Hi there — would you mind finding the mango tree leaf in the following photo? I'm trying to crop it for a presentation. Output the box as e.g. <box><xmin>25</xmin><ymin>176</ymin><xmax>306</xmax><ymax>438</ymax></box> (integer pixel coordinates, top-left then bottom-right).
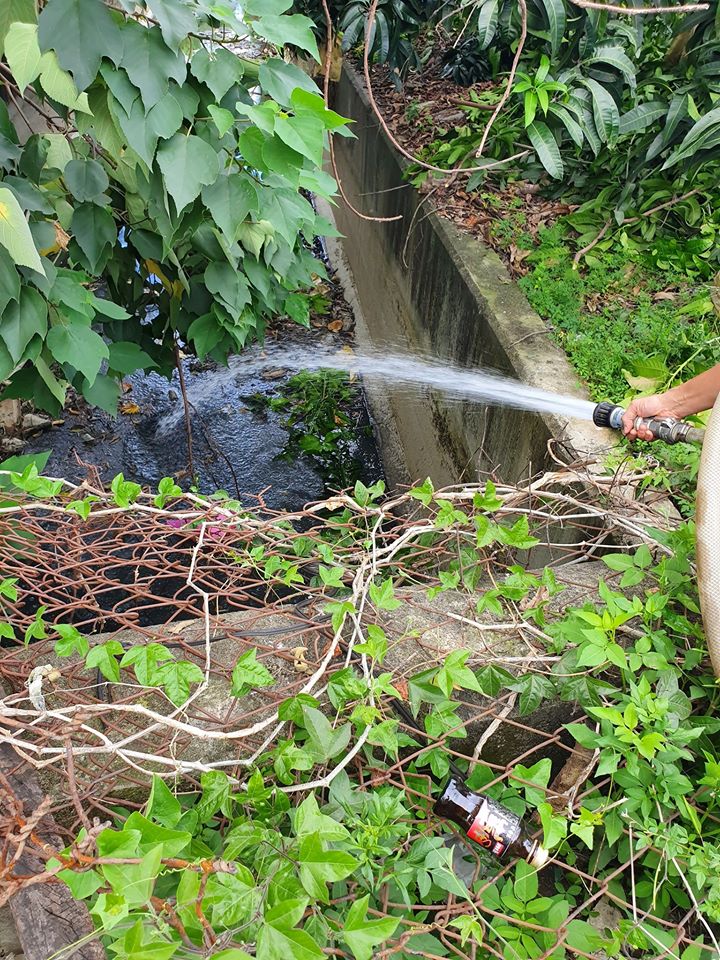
<box><xmin>64</xmin><ymin>158</ymin><xmax>109</xmax><ymax>203</ymax></box>
<box><xmin>527</xmin><ymin>121</ymin><xmax>563</xmax><ymax>179</ymax></box>
<box><xmin>547</xmin><ymin>103</ymin><xmax>584</xmax><ymax>147</ymax></box>
<box><xmin>583</xmin><ymin>77</ymin><xmax>620</xmax><ymax>146</ymax></box>
<box><xmin>38</xmin><ymin>0</ymin><xmax>123</xmax><ymax>91</ymax></box>
<box><xmin>157</xmin><ymin>133</ymin><xmax>219</xmax><ymax>213</ymax></box>
<box><xmin>477</xmin><ymin>0</ymin><xmax>500</xmax><ymax>49</ymax></box>
<box><xmin>343</xmin><ymin>895</ymin><xmax>399</xmax><ymax>960</ymax></box>
<box><xmin>5</xmin><ymin>22</ymin><xmax>42</xmax><ymax>93</ymax></box>
<box><xmin>1</xmin><ymin>287</ymin><xmax>47</xmax><ymax>364</ymax></box>
<box><xmin>253</xmin><ymin>14</ymin><xmax>320</xmax><ymax>60</ymax></box>
<box><xmin>618</xmin><ymin>100</ymin><xmax>666</xmax><ymax>135</ymax></box>
<box><xmin>0</xmin><ymin>0</ymin><xmax>36</xmax><ymax>59</ymax></box>
<box><xmin>663</xmin><ymin>106</ymin><xmax>720</xmax><ymax>169</ymax></box>
<box><xmin>0</xmin><ymin>187</ymin><xmax>44</xmax><ymax>274</ymax></box>
<box><xmin>587</xmin><ymin>44</ymin><xmax>636</xmax><ymax>91</ymax></box>
<box><xmin>537</xmin><ymin>0</ymin><xmax>566</xmax><ymax>58</ymax></box>
<box><xmin>47</xmin><ymin>315</ymin><xmax>108</xmax><ymax>385</ymax></box>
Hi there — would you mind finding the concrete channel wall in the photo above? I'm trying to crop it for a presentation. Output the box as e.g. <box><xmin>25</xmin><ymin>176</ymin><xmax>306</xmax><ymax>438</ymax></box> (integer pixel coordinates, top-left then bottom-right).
<box><xmin>326</xmin><ymin>65</ymin><xmax>610</xmax><ymax>489</ymax></box>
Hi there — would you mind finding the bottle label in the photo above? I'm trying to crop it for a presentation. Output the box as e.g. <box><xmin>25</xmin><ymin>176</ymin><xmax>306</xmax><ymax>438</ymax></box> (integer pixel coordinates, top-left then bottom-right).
<box><xmin>467</xmin><ymin>798</ymin><xmax>521</xmax><ymax>858</ymax></box>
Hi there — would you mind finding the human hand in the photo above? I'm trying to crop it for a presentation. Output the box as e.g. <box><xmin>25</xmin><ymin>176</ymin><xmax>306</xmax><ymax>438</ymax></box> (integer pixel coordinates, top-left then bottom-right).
<box><xmin>622</xmin><ymin>394</ymin><xmax>680</xmax><ymax>441</ymax></box>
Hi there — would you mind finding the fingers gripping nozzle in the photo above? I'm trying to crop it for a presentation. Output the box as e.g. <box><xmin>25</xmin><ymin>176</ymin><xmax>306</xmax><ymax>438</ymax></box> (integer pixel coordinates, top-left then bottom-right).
<box><xmin>591</xmin><ymin>402</ymin><xmax>705</xmax><ymax>445</ymax></box>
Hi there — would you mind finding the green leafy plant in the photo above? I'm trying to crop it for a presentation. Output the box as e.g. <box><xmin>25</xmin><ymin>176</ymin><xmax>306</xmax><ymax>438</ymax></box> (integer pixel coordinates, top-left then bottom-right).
<box><xmin>0</xmin><ymin>0</ymin><xmax>348</xmax><ymax>416</ymax></box>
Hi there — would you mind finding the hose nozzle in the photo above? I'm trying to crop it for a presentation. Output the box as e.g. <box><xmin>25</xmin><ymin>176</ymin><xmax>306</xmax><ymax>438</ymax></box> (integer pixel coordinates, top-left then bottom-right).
<box><xmin>592</xmin><ymin>402</ymin><xmax>705</xmax><ymax>445</ymax></box>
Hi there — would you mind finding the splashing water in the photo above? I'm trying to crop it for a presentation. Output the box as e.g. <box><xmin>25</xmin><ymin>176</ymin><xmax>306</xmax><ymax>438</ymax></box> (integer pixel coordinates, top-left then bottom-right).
<box><xmin>281</xmin><ymin>346</ymin><xmax>596</xmax><ymax>421</ymax></box>
<box><xmin>156</xmin><ymin>343</ymin><xmax>596</xmax><ymax>436</ymax></box>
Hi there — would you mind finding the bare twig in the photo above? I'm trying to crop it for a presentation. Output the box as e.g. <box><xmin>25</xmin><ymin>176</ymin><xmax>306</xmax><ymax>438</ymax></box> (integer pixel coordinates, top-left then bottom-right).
<box><xmin>174</xmin><ymin>341</ymin><xmax>195</xmax><ymax>480</ymax></box>
<box><xmin>573</xmin><ymin>188</ymin><xmax>703</xmax><ymax>265</ymax></box>
<box><xmin>568</xmin><ymin>0</ymin><xmax>708</xmax><ymax>12</ymax></box>
<box><xmin>320</xmin><ymin>0</ymin><xmax>402</xmax><ymax>223</ymax></box>
<box><xmin>475</xmin><ymin>0</ymin><xmax>528</xmax><ymax>159</ymax></box>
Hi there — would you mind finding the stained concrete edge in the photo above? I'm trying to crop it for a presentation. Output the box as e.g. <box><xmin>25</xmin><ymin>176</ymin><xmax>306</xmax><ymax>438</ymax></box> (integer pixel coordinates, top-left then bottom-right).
<box><xmin>323</xmin><ymin>63</ymin><xmax>614</xmax><ymax>488</ymax></box>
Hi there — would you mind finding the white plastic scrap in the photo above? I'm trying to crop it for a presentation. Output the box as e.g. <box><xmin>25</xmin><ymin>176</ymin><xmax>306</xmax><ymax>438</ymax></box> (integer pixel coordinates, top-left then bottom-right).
<box><xmin>26</xmin><ymin>664</ymin><xmax>61</xmax><ymax>711</ymax></box>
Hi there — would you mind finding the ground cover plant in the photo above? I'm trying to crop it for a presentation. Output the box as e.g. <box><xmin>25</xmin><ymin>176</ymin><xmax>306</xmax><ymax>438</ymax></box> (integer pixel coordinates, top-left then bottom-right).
<box><xmin>0</xmin><ymin>0</ymin><xmax>346</xmax><ymax>415</ymax></box>
<box><xmin>1</xmin><ymin>464</ymin><xmax>719</xmax><ymax>957</ymax></box>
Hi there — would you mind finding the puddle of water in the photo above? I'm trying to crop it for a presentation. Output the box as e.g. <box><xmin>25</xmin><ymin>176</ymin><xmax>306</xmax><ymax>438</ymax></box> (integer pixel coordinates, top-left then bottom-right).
<box><xmin>23</xmin><ymin>331</ymin><xmax>383</xmax><ymax>511</ymax></box>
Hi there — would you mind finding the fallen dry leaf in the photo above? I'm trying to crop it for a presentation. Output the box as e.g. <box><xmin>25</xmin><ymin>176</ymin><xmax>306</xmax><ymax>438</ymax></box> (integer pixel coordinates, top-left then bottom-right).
<box><xmin>119</xmin><ymin>401</ymin><xmax>141</xmax><ymax>415</ymax></box>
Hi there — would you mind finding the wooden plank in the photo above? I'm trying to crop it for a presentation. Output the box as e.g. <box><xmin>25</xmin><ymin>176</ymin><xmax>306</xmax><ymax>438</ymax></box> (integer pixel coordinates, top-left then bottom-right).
<box><xmin>0</xmin><ymin>744</ymin><xmax>106</xmax><ymax>960</ymax></box>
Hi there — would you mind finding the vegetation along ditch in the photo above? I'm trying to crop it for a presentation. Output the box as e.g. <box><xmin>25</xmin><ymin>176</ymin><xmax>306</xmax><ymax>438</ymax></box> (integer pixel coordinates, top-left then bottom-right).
<box><xmin>0</xmin><ymin>0</ymin><xmax>720</xmax><ymax>959</ymax></box>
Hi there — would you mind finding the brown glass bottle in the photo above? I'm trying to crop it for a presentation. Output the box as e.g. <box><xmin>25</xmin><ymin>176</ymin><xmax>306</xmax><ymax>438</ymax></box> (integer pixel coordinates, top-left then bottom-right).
<box><xmin>434</xmin><ymin>777</ymin><xmax>549</xmax><ymax>868</ymax></box>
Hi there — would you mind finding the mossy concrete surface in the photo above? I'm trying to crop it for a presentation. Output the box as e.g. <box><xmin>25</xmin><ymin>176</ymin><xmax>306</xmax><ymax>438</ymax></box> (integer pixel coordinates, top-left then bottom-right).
<box><xmin>325</xmin><ymin>64</ymin><xmax>611</xmax><ymax>490</ymax></box>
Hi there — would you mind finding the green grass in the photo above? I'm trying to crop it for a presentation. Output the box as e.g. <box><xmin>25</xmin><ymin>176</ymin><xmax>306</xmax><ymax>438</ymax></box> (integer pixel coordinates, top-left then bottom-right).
<box><xmin>516</xmin><ymin>224</ymin><xmax>720</xmax><ymax>403</ymax></box>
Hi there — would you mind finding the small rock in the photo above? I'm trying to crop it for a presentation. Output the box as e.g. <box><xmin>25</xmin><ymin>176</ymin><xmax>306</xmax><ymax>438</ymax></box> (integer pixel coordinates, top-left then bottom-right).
<box><xmin>0</xmin><ymin>437</ymin><xmax>25</xmax><ymax>454</ymax></box>
<box><xmin>81</xmin><ymin>433</ymin><xmax>95</xmax><ymax>444</ymax></box>
<box><xmin>168</xmin><ymin>389</ymin><xmax>179</xmax><ymax>402</ymax></box>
